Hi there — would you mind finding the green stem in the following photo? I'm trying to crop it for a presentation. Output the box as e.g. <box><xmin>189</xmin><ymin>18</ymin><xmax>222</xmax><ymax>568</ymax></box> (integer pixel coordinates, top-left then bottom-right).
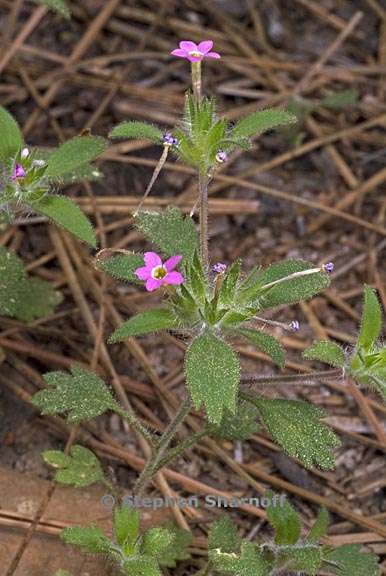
<box><xmin>133</xmin><ymin>398</ymin><xmax>192</xmax><ymax>497</ymax></box>
<box><xmin>241</xmin><ymin>368</ymin><xmax>343</xmax><ymax>386</ymax></box>
<box><xmin>191</xmin><ymin>61</ymin><xmax>202</xmax><ymax>103</ymax></box>
<box><xmin>199</xmin><ymin>172</ymin><xmax>209</xmax><ymax>270</ymax></box>
<box><xmin>153</xmin><ymin>428</ymin><xmax>209</xmax><ymax>473</ymax></box>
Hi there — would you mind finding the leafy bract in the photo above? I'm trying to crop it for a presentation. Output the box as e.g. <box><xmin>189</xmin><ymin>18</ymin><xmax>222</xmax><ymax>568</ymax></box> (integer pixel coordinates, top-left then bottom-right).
<box><xmin>109</xmin><ymin>309</ymin><xmax>178</xmax><ymax>343</ymax></box>
<box><xmin>357</xmin><ymin>286</ymin><xmax>382</xmax><ymax>351</ymax></box>
<box><xmin>61</xmin><ymin>525</ymin><xmax>112</xmax><ymax>554</ymax></box>
<box><xmin>231</xmin><ymin>108</ymin><xmax>297</xmax><ymax>139</ymax></box>
<box><xmin>96</xmin><ymin>252</ymin><xmax>144</xmax><ymax>282</ymax></box>
<box><xmin>303</xmin><ymin>341</ymin><xmax>345</xmax><ymax>368</ymax></box>
<box><xmin>252</xmin><ymin>397</ymin><xmax>340</xmax><ymax>469</ymax></box>
<box><xmin>110</xmin><ymin>121</ymin><xmax>162</xmax><ymax>143</ymax></box>
<box><xmin>185</xmin><ymin>331</ymin><xmax>240</xmax><ymax>424</ymax></box>
<box><xmin>32</xmin><ymin>365</ymin><xmax>118</xmax><ymax>422</ymax></box>
<box><xmin>44</xmin><ymin>136</ymin><xmax>107</xmax><ymax>179</ymax></box>
<box><xmin>237</xmin><ymin>328</ymin><xmax>285</xmax><ymax>368</ymax></box>
<box><xmin>43</xmin><ymin>445</ymin><xmax>104</xmax><ymax>487</ymax></box>
<box><xmin>33</xmin><ymin>195</ymin><xmax>97</xmax><ymax>247</ymax></box>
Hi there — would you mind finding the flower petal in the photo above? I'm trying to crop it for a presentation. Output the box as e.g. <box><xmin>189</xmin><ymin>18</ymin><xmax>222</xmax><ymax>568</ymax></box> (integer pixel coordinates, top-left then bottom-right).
<box><xmin>164</xmin><ymin>255</ymin><xmax>182</xmax><ymax>272</ymax></box>
<box><xmin>198</xmin><ymin>40</ymin><xmax>213</xmax><ymax>54</ymax></box>
<box><xmin>179</xmin><ymin>40</ymin><xmax>198</xmax><ymax>52</ymax></box>
<box><xmin>170</xmin><ymin>48</ymin><xmax>189</xmax><ymax>58</ymax></box>
<box><xmin>164</xmin><ymin>271</ymin><xmax>184</xmax><ymax>286</ymax></box>
<box><xmin>146</xmin><ymin>277</ymin><xmax>162</xmax><ymax>292</ymax></box>
<box><xmin>186</xmin><ymin>55</ymin><xmax>202</xmax><ymax>62</ymax></box>
<box><xmin>144</xmin><ymin>251</ymin><xmax>162</xmax><ymax>268</ymax></box>
<box><xmin>206</xmin><ymin>51</ymin><xmax>221</xmax><ymax>59</ymax></box>
<box><xmin>135</xmin><ymin>266</ymin><xmax>151</xmax><ymax>280</ymax></box>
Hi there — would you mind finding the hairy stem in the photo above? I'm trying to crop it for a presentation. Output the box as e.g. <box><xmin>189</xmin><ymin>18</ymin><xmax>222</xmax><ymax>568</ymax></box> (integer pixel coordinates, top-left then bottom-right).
<box><xmin>199</xmin><ymin>172</ymin><xmax>209</xmax><ymax>270</ymax></box>
<box><xmin>133</xmin><ymin>398</ymin><xmax>192</xmax><ymax>496</ymax></box>
<box><xmin>153</xmin><ymin>428</ymin><xmax>210</xmax><ymax>473</ymax></box>
<box><xmin>191</xmin><ymin>61</ymin><xmax>202</xmax><ymax>103</ymax></box>
<box><xmin>115</xmin><ymin>407</ymin><xmax>156</xmax><ymax>451</ymax></box>
<box><xmin>241</xmin><ymin>368</ymin><xmax>343</xmax><ymax>386</ymax></box>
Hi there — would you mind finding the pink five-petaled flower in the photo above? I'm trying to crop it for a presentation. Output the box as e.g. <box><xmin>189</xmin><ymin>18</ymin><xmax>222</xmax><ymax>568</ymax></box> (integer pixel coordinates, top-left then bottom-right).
<box><xmin>135</xmin><ymin>252</ymin><xmax>184</xmax><ymax>292</ymax></box>
<box><xmin>12</xmin><ymin>163</ymin><xmax>26</xmax><ymax>181</ymax></box>
<box><xmin>171</xmin><ymin>40</ymin><xmax>221</xmax><ymax>63</ymax></box>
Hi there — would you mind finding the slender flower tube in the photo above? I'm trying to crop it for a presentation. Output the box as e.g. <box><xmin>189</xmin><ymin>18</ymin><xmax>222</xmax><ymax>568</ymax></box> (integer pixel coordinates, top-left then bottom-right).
<box><xmin>135</xmin><ymin>252</ymin><xmax>184</xmax><ymax>292</ymax></box>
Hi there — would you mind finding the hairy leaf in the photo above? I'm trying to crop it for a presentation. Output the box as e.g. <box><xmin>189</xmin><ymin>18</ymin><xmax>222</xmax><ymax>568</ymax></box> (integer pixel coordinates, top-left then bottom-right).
<box><xmin>231</xmin><ymin>108</ymin><xmax>296</xmax><ymax>139</ymax></box>
<box><xmin>109</xmin><ymin>308</ymin><xmax>178</xmax><ymax>343</ymax></box>
<box><xmin>357</xmin><ymin>286</ymin><xmax>382</xmax><ymax>351</ymax></box>
<box><xmin>31</xmin><ymin>0</ymin><xmax>71</xmax><ymax>18</ymax></box>
<box><xmin>61</xmin><ymin>525</ymin><xmax>112</xmax><ymax>554</ymax></box>
<box><xmin>114</xmin><ymin>506</ymin><xmax>140</xmax><ymax>551</ymax></box>
<box><xmin>322</xmin><ymin>544</ymin><xmax>379</xmax><ymax>576</ymax></box>
<box><xmin>141</xmin><ymin>527</ymin><xmax>174</xmax><ymax>559</ymax></box>
<box><xmin>211</xmin><ymin>400</ymin><xmax>259</xmax><ymax>441</ymax></box>
<box><xmin>186</xmin><ymin>332</ymin><xmax>240</xmax><ymax>424</ymax></box>
<box><xmin>45</xmin><ymin>136</ymin><xmax>107</xmax><ymax>179</ymax></box>
<box><xmin>158</xmin><ymin>523</ymin><xmax>192</xmax><ymax>568</ymax></box>
<box><xmin>208</xmin><ymin>516</ymin><xmax>241</xmax><ymax>554</ymax></box>
<box><xmin>266</xmin><ymin>491</ymin><xmax>301</xmax><ymax>545</ymax></box>
<box><xmin>306</xmin><ymin>508</ymin><xmax>329</xmax><ymax>543</ymax></box>
<box><xmin>33</xmin><ymin>195</ymin><xmax>97</xmax><ymax>247</ymax></box>
<box><xmin>237</xmin><ymin>328</ymin><xmax>285</xmax><ymax>368</ymax></box>
<box><xmin>33</xmin><ymin>365</ymin><xmax>118</xmax><ymax>422</ymax></box>
<box><xmin>43</xmin><ymin>445</ymin><xmax>104</xmax><ymax>487</ymax></box>
<box><xmin>252</xmin><ymin>397</ymin><xmax>339</xmax><ymax>469</ymax></box>
<box><xmin>281</xmin><ymin>546</ymin><xmax>323</xmax><ymax>575</ymax></box>
<box><xmin>0</xmin><ymin>106</ymin><xmax>22</xmax><ymax>162</ymax></box>
<box><xmin>211</xmin><ymin>541</ymin><xmax>272</xmax><ymax>576</ymax></box>
<box><xmin>135</xmin><ymin>207</ymin><xmax>198</xmax><ymax>264</ymax></box>
<box><xmin>96</xmin><ymin>252</ymin><xmax>144</xmax><ymax>282</ymax></box>
<box><xmin>303</xmin><ymin>341</ymin><xmax>345</xmax><ymax>368</ymax></box>
<box><xmin>122</xmin><ymin>555</ymin><xmax>162</xmax><ymax>576</ymax></box>
<box><xmin>110</xmin><ymin>121</ymin><xmax>162</xmax><ymax>143</ymax></box>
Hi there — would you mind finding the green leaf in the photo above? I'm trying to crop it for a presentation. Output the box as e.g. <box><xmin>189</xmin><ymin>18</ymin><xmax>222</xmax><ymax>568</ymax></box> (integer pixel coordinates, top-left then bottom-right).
<box><xmin>266</xmin><ymin>491</ymin><xmax>301</xmax><ymax>545</ymax></box>
<box><xmin>61</xmin><ymin>525</ymin><xmax>112</xmax><ymax>554</ymax></box>
<box><xmin>218</xmin><ymin>260</ymin><xmax>241</xmax><ymax>306</ymax></box>
<box><xmin>108</xmin><ymin>308</ymin><xmax>178</xmax><ymax>343</ymax></box>
<box><xmin>357</xmin><ymin>286</ymin><xmax>382</xmax><ymax>351</ymax></box>
<box><xmin>32</xmin><ymin>365</ymin><xmax>118</xmax><ymax>423</ymax></box>
<box><xmin>231</xmin><ymin>108</ymin><xmax>297</xmax><ymax>139</ymax></box>
<box><xmin>239</xmin><ymin>260</ymin><xmax>330</xmax><ymax>310</ymax></box>
<box><xmin>32</xmin><ymin>195</ymin><xmax>97</xmax><ymax>247</ymax></box>
<box><xmin>281</xmin><ymin>546</ymin><xmax>323</xmax><ymax>575</ymax></box>
<box><xmin>135</xmin><ymin>207</ymin><xmax>198</xmax><ymax>264</ymax></box>
<box><xmin>45</xmin><ymin>136</ymin><xmax>107</xmax><ymax>179</ymax></box>
<box><xmin>60</xmin><ymin>163</ymin><xmax>103</xmax><ymax>184</ymax></box>
<box><xmin>208</xmin><ymin>516</ymin><xmax>241</xmax><ymax>554</ymax></box>
<box><xmin>211</xmin><ymin>400</ymin><xmax>259</xmax><ymax>441</ymax></box>
<box><xmin>157</xmin><ymin>523</ymin><xmax>192</xmax><ymax>568</ymax></box>
<box><xmin>306</xmin><ymin>508</ymin><xmax>329</xmax><ymax>543</ymax></box>
<box><xmin>211</xmin><ymin>541</ymin><xmax>272</xmax><ymax>576</ymax></box>
<box><xmin>0</xmin><ymin>246</ymin><xmax>61</xmax><ymax>321</ymax></box>
<box><xmin>322</xmin><ymin>544</ymin><xmax>379</xmax><ymax>576</ymax></box>
<box><xmin>252</xmin><ymin>397</ymin><xmax>339</xmax><ymax>469</ymax></box>
<box><xmin>30</xmin><ymin>0</ymin><xmax>71</xmax><ymax>18</ymax></box>
<box><xmin>237</xmin><ymin>328</ymin><xmax>285</xmax><ymax>368</ymax></box>
<box><xmin>43</xmin><ymin>445</ymin><xmax>104</xmax><ymax>487</ymax></box>
<box><xmin>185</xmin><ymin>332</ymin><xmax>240</xmax><ymax>424</ymax></box>
<box><xmin>303</xmin><ymin>341</ymin><xmax>345</xmax><ymax>368</ymax></box>
<box><xmin>0</xmin><ymin>106</ymin><xmax>22</xmax><ymax>162</ymax></box>
<box><xmin>113</xmin><ymin>506</ymin><xmax>140</xmax><ymax>551</ymax></box>
<box><xmin>141</xmin><ymin>527</ymin><xmax>174</xmax><ymax>560</ymax></box>
<box><xmin>110</xmin><ymin>121</ymin><xmax>162</xmax><ymax>143</ymax></box>
<box><xmin>96</xmin><ymin>252</ymin><xmax>144</xmax><ymax>282</ymax></box>
<box><xmin>122</xmin><ymin>555</ymin><xmax>162</xmax><ymax>576</ymax></box>
<box><xmin>320</xmin><ymin>89</ymin><xmax>359</xmax><ymax>110</ymax></box>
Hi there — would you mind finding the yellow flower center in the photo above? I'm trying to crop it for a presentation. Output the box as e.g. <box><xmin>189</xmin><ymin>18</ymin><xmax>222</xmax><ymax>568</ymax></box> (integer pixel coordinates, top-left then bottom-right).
<box><xmin>152</xmin><ymin>265</ymin><xmax>167</xmax><ymax>280</ymax></box>
<box><xmin>189</xmin><ymin>50</ymin><xmax>202</xmax><ymax>58</ymax></box>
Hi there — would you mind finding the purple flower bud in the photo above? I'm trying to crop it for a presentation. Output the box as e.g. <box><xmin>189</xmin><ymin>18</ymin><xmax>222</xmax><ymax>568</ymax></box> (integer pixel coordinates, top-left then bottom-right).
<box><xmin>212</xmin><ymin>262</ymin><xmax>227</xmax><ymax>274</ymax></box>
<box><xmin>323</xmin><ymin>262</ymin><xmax>334</xmax><ymax>274</ymax></box>
<box><xmin>21</xmin><ymin>148</ymin><xmax>30</xmax><ymax>159</ymax></box>
<box><xmin>215</xmin><ymin>150</ymin><xmax>228</xmax><ymax>163</ymax></box>
<box><xmin>162</xmin><ymin>132</ymin><xmax>178</xmax><ymax>146</ymax></box>
<box><xmin>12</xmin><ymin>163</ymin><xmax>26</xmax><ymax>181</ymax></box>
<box><xmin>289</xmin><ymin>320</ymin><xmax>300</xmax><ymax>332</ymax></box>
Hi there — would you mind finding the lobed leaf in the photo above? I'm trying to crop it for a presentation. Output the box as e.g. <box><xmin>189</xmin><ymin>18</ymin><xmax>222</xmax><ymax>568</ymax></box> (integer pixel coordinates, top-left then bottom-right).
<box><xmin>251</xmin><ymin>397</ymin><xmax>340</xmax><ymax>469</ymax></box>
<box><xmin>210</xmin><ymin>541</ymin><xmax>272</xmax><ymax>576</ymax></box>
<box><xmin>32</xmin><ymin>365</ymin><xmax>118</xmax><ymax>422</ymax></box>
<box><xmin>237</xmin><ymin>328</ymin><xmax>285</xmax><ymax>368</ymax></box>
<box><xmin>322</xmin><ymin>544</ymin><xmax>379</xmax><ymax>576</ymax></box>
<box><xmin>0</xmin><ymin>106</ymin><xmax>22</xmax><ymax>162</ymax></box>
<box><xmin>61</xmin><ymin>525</ymin><xmax>112</xmax><ymax>554</ymax></box>
<box><xmin>96</xmin><ymin>252</ymin><xmax>144</xmax><ymax>283</ymax></box>
<box><xmin>110</xmin><ymin>121</ymin><xmax>162</xmax><ymax>143</ymax></box>
<box><xmin>303</xmin><ymin>341</ymin><xmax>345</xmax><ymax>368</ymax></box>
<box><xmin>211</xmin><ymin>400</ymin><xmax>259</xmax><ymax>441</ymax></box>
<box><xmin>43</xmin><ymin>445</ymin><xmax>104</xmax><ymax>487</ymax></box>
<box><xmin>185</xmin><ymin>331</ymin><xmax>240</xmax><ymax>424</ymax></box>
<box><xmin>32</xmin><ymin>195</ymin><xmax>97</xmax><ymax>247</ymax></box>
<box><xmin>45</xmin><ymin>136</ymin><xmax>107</xmax><ymax>179</ymax></box>
<box><xmin>108</xmin><ymin>308</ymin><xmax>178</xmax><ymax>343</ymax></box>
<box><xmin>122</xmin><ymin>555</ymin><xmax>162</xmax><ymax>576</ymax></box>
<box><xmin>266</xmin><ymin>491</ymin><xmax>301</xmax><ymax>545</ymax></box>
<box><xmin>231</xmin><ymin>108</ymin><xmax>297</xmax><ymax>139</ymax></box>
<box><xmin>158</xmin><ymin>523</ymin><xmax>192</xmax><ymax>568</ymax></box>
<box><xmin>208</xmin><ymin>516</ymin><xmax>241</xmax><ymax>554</ymax></box>
<box><xmin>141</xmin><ymin>527</ymin><xmax>174</xmax><ymax>560</ymax></box>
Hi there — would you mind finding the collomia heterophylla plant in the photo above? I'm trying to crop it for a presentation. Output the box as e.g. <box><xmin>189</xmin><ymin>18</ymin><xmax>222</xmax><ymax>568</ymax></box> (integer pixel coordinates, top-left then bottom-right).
<box><xmin>0</xmin><ymin>36</ymin><xmax>384</xmax><ymax>576</ymax></box>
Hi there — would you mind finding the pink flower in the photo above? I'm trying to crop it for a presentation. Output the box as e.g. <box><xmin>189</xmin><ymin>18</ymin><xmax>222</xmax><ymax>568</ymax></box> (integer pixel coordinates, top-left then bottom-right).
<box><xmin>135</xmin><ymin>252</ymin><xmax>184</xmax><ymax>292</ymax></box>
<box><xmin>171</xmin><ymin>40</ymin><xmax>221</xmax><ymax>63</ymax></box>
<box><xmin>12</xmin><ymin>163</ymin><xmax>26</xmax><ymax>181</ymax></box>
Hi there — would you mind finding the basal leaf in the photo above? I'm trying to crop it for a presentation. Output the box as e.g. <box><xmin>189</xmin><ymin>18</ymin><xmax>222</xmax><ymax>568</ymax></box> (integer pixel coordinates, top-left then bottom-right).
<box><xmin>33</xmin><ymin>195</ymin><xmax>97</xmax><ymax>247</ymax></box>
<box><xmin>208</xmin><ymin>516</ymin><xmax>241</xmax><ymax>554</ymax></box>
<box><xmin>135</xmin><ymin>207</ymin><xmax>198</xmax><ymax>264</ymax></box>
<box><xmin>61</xmin><ymin>525</ymin><xmax>112</xmax><ymax>554</ymax></box>
<box><xmin>114</xmin><ymin>506</ymin><xmax>140</xmax><ymax>551</ymax></box>
<box><xmin>210</xmin><ymin>541</ymin><xmax>272</xmax><ymax>576</ymax></box>
<box><xmin>122</xmin><ymin>555</ymin><xmax>162</xmax><ymax>576</ymax></box>
<box><xmin>108</xmin><ymin>308</ymin><xmax>178</xmax><ymax>343</ymax></box>
<box><xmin>185</xmin><ymin>331</ymin><xmax>240</xmax><ymax>424</ymax></box>
<box><xmin>252</xmin><ymin>397</ymin><xmax>340</xmax><ymax>469</ymax></box>
<box><xmin>110</xmin><ymin>121</ymin><xmax>162</xmax><ymax>143</ymax></box>
<box><xmin>303</xmin><ymin>341</ymin><xmax>345</xmax><ymax>368</ymax></box>
<box><xmin>237</xmin><ymin>328</ymin><xmax>285</xmax><ymax>368</ymax></box>
<box><xmin>45</xmin><ymin>136</ymin><xmax>107</xmax><ymax>179</ymax></box>
<box><xmin>231</xmin><ymin>108</ymin><xmax>296</xmax><ymax>139</ymax></box>
<box><xmin>357</xmin><ymin>286</ymin><xmax>382</xmax><ymax>351</ymax></box>
<box><xmin>0</xmin><ymin>106</ymin><xmax>22</xmax><ymax>162</ymax></box>
<box><xmin>43</xmin><ymin>445</ymin><xmax>104</xmax><ymax>487</ymax></box>
<box><xmin>141</xmin><ymin>527</ymin><xmax>174</xmax><ymax>560</ymax></box>
<box><xmin>32</xmin><ymin>365</ymin><xmax>118</xmax><ymax>422</ymax></box>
